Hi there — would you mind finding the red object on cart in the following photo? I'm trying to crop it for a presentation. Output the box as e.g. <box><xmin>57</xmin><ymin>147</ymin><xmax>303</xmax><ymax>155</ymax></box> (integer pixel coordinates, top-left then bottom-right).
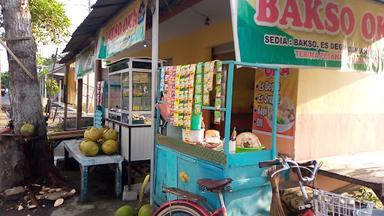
<box><xmin>0</xmin><ymin>127</ymin><xmax>12</xmax><ymax>134</ymax></box>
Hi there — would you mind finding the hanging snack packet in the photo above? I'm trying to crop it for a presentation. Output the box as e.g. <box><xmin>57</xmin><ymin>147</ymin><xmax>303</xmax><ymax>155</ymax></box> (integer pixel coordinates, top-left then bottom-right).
<box><xmin>214</xmin><ymin>61</ymin><xmax>223</xmax><ymax>124</ymax></box>
<box><xmin>208</xmin><ymin>61</ymin><xmax>215</xmax><ymax>90</ymax></box>
<box><xmin>186</xmin><ymin>64</ymin><xmax>196</xmax><ymax>128</ymax></box>
<box><xmin>203</xmin><ymin>62</ymin><xmax>211</xmax><ymax>105</ymax></box>
<box><xmin>214</xmin><ymin>99</ymin><xmax>222</xmax><ymax>124</ymax></box>
<box><xmin>194</xmin><ymin>63</ymin><xmax>203</xmax><ymax>115</ymax></box>
<box><xmin>169</xmin><ymin>66</ymin><xmax>177</xmax><ymax>125</ymax></box>
<box><xmin>173</xmin><ymin>65</ymin><xmax>182</xmax><ymax>126</ymax></box>
<box><xmin>160</xmin><ymin>66</ymin><xmax>165</xmax><ymax>92</ymax></box>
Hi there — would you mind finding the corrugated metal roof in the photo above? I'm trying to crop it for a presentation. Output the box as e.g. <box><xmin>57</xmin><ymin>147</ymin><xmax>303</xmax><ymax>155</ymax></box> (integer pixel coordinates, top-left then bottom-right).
<box><xmin>61</xmin><ymin>0</ymin><xmax>384</xmax><ymax>64</ymax></box>
<box><xmin>62</xmin><ymin>2</ymin><xmax>131</xmax><ymax>54</ymax></box>
<box><xmin>60</xmin><ymin>0</ymin><xmax>188</xmax><ymax>64</ymax></box>
<box><xmin>92</xmin><ymin>0</ymin><xmax>128</xmax><ymax>8</ymax></box>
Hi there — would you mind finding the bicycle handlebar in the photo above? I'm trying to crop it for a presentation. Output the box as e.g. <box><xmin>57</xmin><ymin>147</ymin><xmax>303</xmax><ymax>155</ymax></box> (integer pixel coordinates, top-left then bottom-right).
<box><xmin>259</xmin><ymin>158</ymin><xmax>321</xmax><ymax>184</ymax></box>
<box><xmin>258</xmin><ymin>159</ymin><xmax>281</xmax><ymax>168</ymax></box>
<box><xmin>285</xmin><ymin>159</ymin><xmax>320</xmax><ymax>183</ymax></box>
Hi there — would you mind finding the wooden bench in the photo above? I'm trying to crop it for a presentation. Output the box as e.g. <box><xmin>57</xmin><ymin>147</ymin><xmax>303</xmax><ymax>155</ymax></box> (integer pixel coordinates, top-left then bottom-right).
<box><xmin>48</xmin><ymin>130</ymin><xmax>85</xmax><ymax>149</ymax></box>
<box><xmin>62</xmin><ymin>139</ymin><xmax>124</xmax><ymax>202</ymax></box>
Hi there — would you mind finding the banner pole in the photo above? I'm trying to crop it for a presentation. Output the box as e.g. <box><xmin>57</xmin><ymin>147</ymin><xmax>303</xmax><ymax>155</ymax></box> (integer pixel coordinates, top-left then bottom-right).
<box><xmin>150</xmin><ymin>0</ymin><xmax>159</xmax><ymax>205</ymax></box>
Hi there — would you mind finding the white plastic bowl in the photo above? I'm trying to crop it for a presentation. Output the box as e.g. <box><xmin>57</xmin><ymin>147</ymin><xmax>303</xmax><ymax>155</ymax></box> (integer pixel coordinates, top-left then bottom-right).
<box><xmin>182</xmin><ymin>129</ymin><xmax>205</xmax><ymax>144</ymax></box>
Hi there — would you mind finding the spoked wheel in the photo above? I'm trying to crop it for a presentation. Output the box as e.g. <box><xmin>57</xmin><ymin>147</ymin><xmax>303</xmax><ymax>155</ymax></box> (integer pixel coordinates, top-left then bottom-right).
<box><xmin>154</xmin><ymin>200</ymin><xmax>210</xmax><ymax>216</ymax></box>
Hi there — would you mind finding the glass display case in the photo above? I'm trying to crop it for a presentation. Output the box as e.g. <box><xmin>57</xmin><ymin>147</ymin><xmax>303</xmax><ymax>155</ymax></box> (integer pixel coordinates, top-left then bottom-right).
<box><xmin>108</xmin><ymin>73</ymin><xmax>122</xmax><ymax>121</ymax></box>
<box><xmin>107</xmin><ymin>58</ymin><xmax>159</xmax><ymax>125</ymax></box>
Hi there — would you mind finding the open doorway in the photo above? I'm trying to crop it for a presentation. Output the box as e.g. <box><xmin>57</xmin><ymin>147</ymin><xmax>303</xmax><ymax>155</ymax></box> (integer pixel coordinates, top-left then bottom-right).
<box><xmin>207</xmin><ymin>42</ymin><xmax>256</xmax><ymax>135</ymax></box>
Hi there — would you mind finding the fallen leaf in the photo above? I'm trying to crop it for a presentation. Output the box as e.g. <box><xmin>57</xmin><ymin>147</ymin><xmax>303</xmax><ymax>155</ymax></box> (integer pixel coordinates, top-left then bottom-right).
<box><xmin>69</xmin><ymin>189</ymin><xmax>76</xmax><ymax>195</ymax></box>
<box><xmin>54</xmin><ymin>198</ymin><xmax>64</xmax><ymax>207</ymax></box>
<box><xmin>55</xmin><ymin>188</ymin><xmax>62</xmax><ymax>192</ymax></box>
<box><xmin>17</xmin><ymin>205</ymin><xmax>24</xmax><ymax>211</ymax></box>
<box><xmin>27</xmin><ymin>204</ymin><xmax>37</xmax><ymax>209</ymax></box>
<box><xmin>62</xmin><ymin>189</ymin><xmax>76</xmax><ymax>199</ymax></box>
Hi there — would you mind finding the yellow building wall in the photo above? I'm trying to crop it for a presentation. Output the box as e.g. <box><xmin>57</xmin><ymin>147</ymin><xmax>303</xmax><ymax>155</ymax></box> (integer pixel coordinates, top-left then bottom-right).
<box><xmin>67</xmin><ymin>66</ymin><xmax>77</xmax><ymax>105</ymax></box>
<box><xmin>294</xmin><ymin>68</ymin><xmax>384</xmax><ymax>161</ymax></box>
<box><xmin>120</xmin><ymin>20</ymin><xmax>233</xmax><ymax>65</ymax></box>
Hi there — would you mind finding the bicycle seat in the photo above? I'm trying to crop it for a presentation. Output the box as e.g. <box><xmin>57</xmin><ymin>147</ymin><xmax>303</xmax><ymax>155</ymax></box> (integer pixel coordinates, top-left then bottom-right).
<box><xmin>198</xmin><ymin>178</ymin><xmax>233</xmax><ymax>191</ymax></box>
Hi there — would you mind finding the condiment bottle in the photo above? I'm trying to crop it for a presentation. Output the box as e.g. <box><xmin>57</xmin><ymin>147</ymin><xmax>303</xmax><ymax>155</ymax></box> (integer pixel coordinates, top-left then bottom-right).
<box><xmin>229</xmin><ymin>127</ymin><xmax>237</xmax><ymax>154</ymax></box>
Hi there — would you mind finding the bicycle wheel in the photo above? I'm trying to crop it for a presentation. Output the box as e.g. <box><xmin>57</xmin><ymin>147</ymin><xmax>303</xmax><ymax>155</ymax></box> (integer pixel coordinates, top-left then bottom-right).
<box><xmin>154</xmin><ymin>200</ymin><xmax>210</xmax><ymax>216</ymax></box>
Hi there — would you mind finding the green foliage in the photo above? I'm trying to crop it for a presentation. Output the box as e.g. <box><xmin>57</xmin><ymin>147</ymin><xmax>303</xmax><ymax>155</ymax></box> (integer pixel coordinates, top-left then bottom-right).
<box><xmin>45</xmin><ymin>78</ymin><xmax>60</xmax><ymax>97</ymax></box>
<box><xmin>37</xmin><ymin>53</ymin><xmax>55</xmax><ymax>67</ymax></box>
<box><xmin>38</xmin><ymin>67</ymin><xmax>49</xmax><ymax>78</ymax></box>
<box><xmin>37</xmin><ymin>54</ymin><xmax>61</xmax><ymax>78</ymax></box>
<box><xmin>344</xmin><ymin>186</ymin><xmax>383</xmax><ymax>209</ymax></box>
<box><xmin>30</xmin><ymin>0</ymin><xmax>70</xmax><ymax>45</ymax></box>
<box><xmin>1</xmin><ymin>72</ymin><xmax>9</xmax><ymax>88</ymax></box>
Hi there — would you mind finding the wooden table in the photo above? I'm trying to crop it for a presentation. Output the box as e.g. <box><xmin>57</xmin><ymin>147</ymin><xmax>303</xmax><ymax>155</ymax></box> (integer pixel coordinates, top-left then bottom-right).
<box><xmin>62</xmin><ymin>139</ymin><xmax>124</xmax><ymax>201</ymax></box>
<box><xmin>317</xmin><ymin>152</ymin><xmax>384</xmax><ymax>203</ymax></box>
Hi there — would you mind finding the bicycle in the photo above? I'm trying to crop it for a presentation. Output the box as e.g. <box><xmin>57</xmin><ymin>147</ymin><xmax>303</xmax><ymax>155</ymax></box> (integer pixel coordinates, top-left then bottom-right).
<box><xmin>258</xmin><ymin>157</ymin><xmax>375</xmax><ymax>216</ymax></box>
<box><xmin>153</xmin><ymin>157</ymin><xmax>376</xmax><ymax>216</ymax></box>
<box><xmin>153</xmin><ymin>159</ymin><xmax>318</xmax><ymax>216</ymax></box>
<box><xmin>153</xmin><ymin>178</ymin><xmax>233</xmax><ymax>216</ymax></box>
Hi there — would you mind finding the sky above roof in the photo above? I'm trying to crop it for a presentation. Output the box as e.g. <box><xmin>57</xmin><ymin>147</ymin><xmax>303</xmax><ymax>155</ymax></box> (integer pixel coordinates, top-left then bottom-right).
<box><xmin>0</xmin><ymin>0</ymin><xmax>96</xmax><ymax>72</ymax></box>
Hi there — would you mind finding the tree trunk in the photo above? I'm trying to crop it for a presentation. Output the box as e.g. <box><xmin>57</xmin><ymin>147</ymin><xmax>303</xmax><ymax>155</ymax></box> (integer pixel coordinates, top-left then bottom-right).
<box><xmin>0</xmin><ymin>136</ymin><xmax>28</xmax><ymax>191</ymax></box>
<box><xmin>0</xmin><ymin>0</ymin><xmax>54</xmax><ymax>189</ymax></box>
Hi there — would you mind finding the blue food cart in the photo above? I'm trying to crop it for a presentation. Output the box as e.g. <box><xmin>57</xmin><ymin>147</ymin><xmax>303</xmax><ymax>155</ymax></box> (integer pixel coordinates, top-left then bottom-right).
<box><xmin>153</xmin><ymin>61</ymin><xmax>282</xmax><ymax>215</ymax></box>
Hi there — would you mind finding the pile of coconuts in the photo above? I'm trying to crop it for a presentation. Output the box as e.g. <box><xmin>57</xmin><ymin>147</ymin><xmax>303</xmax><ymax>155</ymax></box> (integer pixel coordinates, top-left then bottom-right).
<box><xmin>80</xmin><ymin>127</ymin><xmax>118</xmax><ymax>157</ymax></box>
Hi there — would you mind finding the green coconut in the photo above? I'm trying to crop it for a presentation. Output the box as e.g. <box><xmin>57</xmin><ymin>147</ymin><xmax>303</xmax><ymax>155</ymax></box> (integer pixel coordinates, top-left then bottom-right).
<box><xmin>79</xmin><ymin>140</ymin><xmax>99</xmax><ymax>156</ymax></box>
<box><xmin>138</xmin><ymin>204</ymin><xmax>153</xmax><ymax>216</ymax></box>
<box><xmin>103</xmin><ymin>128</ymin><xmax>117</xmax><ymax>140</ymax></box>
<box><xmin>20</xmin><ymin>123</ymin><xmax>35</xmax><ymax>137</ymax></box>
<box><xmin>114</xmin><ymin>205</ymin><xmax>135</xmax><ymax>216</ymax></box>
<box><xmin>84</xmin><ymin>127</ymin><xmax>102</xmax><ymax>141</ymax></box>
<box><xmin>101</xmin><ymin>139</ymin><xmax>118</xmax><ymax>155</ymax></box>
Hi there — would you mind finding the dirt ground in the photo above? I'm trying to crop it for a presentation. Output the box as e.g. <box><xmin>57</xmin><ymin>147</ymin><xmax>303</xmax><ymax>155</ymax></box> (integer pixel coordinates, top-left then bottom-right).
<box><xmin>0</xmin><ymin>102</ymin><xmax>150</xmax><ymax>215</ymax></box>
<box><xmin>0</xmin><ymin>162</ymin><xmax>150</xmax><ymax>216</ymax></box>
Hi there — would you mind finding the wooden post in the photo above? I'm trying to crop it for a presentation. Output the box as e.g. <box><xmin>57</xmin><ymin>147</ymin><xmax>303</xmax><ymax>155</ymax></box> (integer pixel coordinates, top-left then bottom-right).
<box><xmin>63</xmin><ymin>64</ymin><xmax>70</xmax><ymax>130</ymax></box>
<box><xmin>86</xmin><ymin>75</ymin><xmax>89</xmax><ymax>113</ymax></box>
<box><xmin>95</xmin><ymin>60</ymin><xmax>102</xmax><ymax>82</ymax></box>
<box><xmin>59</xmin><ymin>80</ymin><xmax>62</xmax><ymax>104</ymax></box>
<box><xmin>77</xmin><ymin>79</ymin><xmax>83</xmax><ymax>130</ymax></box>
<box><xmin>95</xmin><ymin>60</ymin><xmax>102</xmax><ymax>126</ymax></box>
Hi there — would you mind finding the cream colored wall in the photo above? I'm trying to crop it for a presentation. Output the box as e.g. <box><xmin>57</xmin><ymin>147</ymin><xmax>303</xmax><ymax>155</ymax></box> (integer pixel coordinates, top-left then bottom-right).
<box><xmin>82</xmin><ymin>72</ymin><xmax>95</xmax><ymax>113</ymax></box>
<box><xmin>294</xmin><ymin>68</ymin><xmax>384</xmax><ymax>161</ymax></box>
<box><xmin>120</xmin><ymin>20</ymin><xmax>233</xmax><ymax>65</ymax></box>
